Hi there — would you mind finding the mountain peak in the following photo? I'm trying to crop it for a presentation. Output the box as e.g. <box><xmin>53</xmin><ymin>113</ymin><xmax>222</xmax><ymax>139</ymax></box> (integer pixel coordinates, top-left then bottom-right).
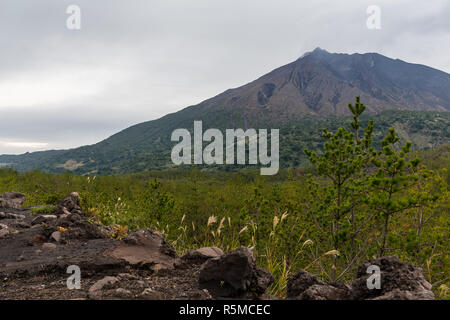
<box><xmin>252</xmin><ymin>49</ymin><xmax>450</xmax><ymax>117</ymax></box>
<box><xmin>299</xmin><ymin>47</ymin><xmax>330</xmax><ymax>59</ymax></box>
<box><xmin>312</xmin><ymin>47</ymin><xmax>327</xmax><ymax>53</ymax></box>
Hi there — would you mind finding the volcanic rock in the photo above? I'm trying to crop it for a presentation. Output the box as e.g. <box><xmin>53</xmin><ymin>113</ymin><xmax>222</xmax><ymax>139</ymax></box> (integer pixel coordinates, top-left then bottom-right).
<box><xmin>182</xmin><ymin>247</ymin><xmax>224</xmax><ymax>264</ymax></box>
<box><xmin>351</xmin><ymin>255</ymin><xmax>434</xmax><ymax>300</ymax></box>
<box><xmin>198</xmin><ymin>247</ymin><xmax>274</xmax><ymax>298</ymax></box>
<box><xmin>106</xmin><ymin>228</ymin><xmax>178</xmax><ymax>272</ymax></box>
<box><xmin>0</xmin><ymin>192</ymin><xmax>26</xmax><ymax>209</ymax></box>
<box><xmin>54</xmin><ymin>192</ymin><xmax>82</xmax><ymax>215</ymax></box>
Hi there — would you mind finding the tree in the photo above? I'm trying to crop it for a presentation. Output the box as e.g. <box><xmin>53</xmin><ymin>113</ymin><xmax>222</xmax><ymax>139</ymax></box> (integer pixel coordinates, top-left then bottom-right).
<box><xmin>348</xmin><ymin>96</ymin><xmax>367</xmax><ymax>145</ymax></box>
<box><xmin>304</xmin><ymin>96</ymin><xmax>444</xmax><ymax>281</ymax></box>
<box><xmin>304</xmin><ymin>97</ymin><xmax>374</xmax><ymax>281</ymax></box>
<box><xmin>369</xmin><ymin>128</ymin><xmax>423</xmax><ymax>256</ymax></box>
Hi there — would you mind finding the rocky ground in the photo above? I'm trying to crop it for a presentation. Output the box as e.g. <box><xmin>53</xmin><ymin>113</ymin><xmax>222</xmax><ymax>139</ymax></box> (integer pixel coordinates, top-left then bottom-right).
<box><xmin>0</xmin><ymin>192</ymin><xmax>436</xmax><ymax>300</ymax></box>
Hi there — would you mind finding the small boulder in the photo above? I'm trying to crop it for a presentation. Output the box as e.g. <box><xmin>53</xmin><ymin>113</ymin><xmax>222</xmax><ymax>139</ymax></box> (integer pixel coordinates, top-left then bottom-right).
<box><xmin>57</xmin><ymin>212</ymin><xmax>82</xmax><ymax>225</ymax></box>
<box><xmin>50</xmin><ymin>231</ymin><xmax>62</xmax><ymax>242</ymax></box>
<box><xmin>286</xmin><ymin>270</ymin><xmax>350</xmax><ymax>300</ymax></box>
<box><xmin>199</xmin><ymin>247</ymin><xmax>274</xmax><ymax>299</ymax></box>
<box><xmin>0</xmin><ymin>192</ymin><xmax>26</xmax><ymax>209</ymax></box>
<box><xmin>88</xmin><ymin>276</ymin><xmax>119</xmax><ymax>300</ymax></box>
<box><xmin>351</xmin><ymin>255</ymin><xmax>434</xmax><ymax>300</ymax></box>
<box><xmin>61</xmin><ymin>220</ymin><xmax>105</xmax><ymax>240</ymax></box>
<box><xmin>55</xmin><ymin>192</ymin><xmax>82</xmax><ymax>215</ymax></box>
<box><xmin>182</xmin><ymin>247</ymin><xmax>224</xmax><ymax>264</ymax></box>
<box><xmin>287</xmin><ymin>270</ymin><xmax>325</xmax><ymax>298</ymax></box>
<box><xmin>297</xmin><ymin>283</ymin><xmax>351</xmax><ymax>300</ymax></box>
<box><xmin>114</xmin><ymin>288</ymin><xmax>133</xmax><ymax>299</ymax></box>
<box><xmin>106</xmin><ymin>229</ymin><xmax>178</xmax><ymax>271</ymax></box>
<box><xmin>141</xmin><ymin>288</ymin><xmax>164</xmax><ymax>300</ymax></box>
<box><xmin>0</xmin><ymin>212</ymin><xmax>26</xmax><ymax>220</ymax></box>
<box><xmin>31</xmin><ymin>215</ymin><xmax>57</xmax><ymax>226</ymax></box>
<box><xmin>42</xmin><ymin>243</ymin><xmax>57</xmax><ymax>250</ymax></box>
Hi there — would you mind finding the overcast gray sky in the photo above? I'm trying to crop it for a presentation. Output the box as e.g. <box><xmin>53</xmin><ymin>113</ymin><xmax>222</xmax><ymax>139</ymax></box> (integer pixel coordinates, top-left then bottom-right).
<box><xmin>0</xmin><ymin>0</ymin><xmax>449</xmax><ymax>154</ymax></box>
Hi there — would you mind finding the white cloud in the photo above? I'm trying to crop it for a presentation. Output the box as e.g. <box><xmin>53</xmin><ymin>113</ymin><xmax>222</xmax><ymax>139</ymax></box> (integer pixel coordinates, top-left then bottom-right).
<box><xmin>0</xmin><ymin>65</ymin><xmax>128</xmax><ymax>109</ymax></box>
<box><xmin>0</xmin><ymin>140</ymin><xmax>49</xmax><ymax>153</ymax></box>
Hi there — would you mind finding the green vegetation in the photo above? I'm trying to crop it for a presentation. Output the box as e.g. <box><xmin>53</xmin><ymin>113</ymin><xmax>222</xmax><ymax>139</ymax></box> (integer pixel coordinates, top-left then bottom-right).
<box><xmin>30</xmin><ymin>205</ymin><xmax>56</xmax><ymax>215</ymax></box>
<box><xmin>0</xmin><ymin>99</ymin><xmax>448</xmax><ymax>299</ymax></box>
<box><xmin>1</xmin><ymin>110</ymin><xmax>449</xmax><ymax>175</ymax></box>
<box><xmin>304</xmin><ymin>98</ymin><xmax>446</xmax><ymax>285</ymax></box>
<box><xmin>280</xmin><ymin>109</ymin><xmax>450</xmax><ymax>169</ymax></box>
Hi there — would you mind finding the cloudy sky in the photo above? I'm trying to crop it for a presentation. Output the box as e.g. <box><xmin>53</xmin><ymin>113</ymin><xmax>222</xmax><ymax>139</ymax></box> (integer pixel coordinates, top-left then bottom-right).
<box><xmin>0</xmin><ymin>0</ymin><xmax>449</xmax><ymax>154</ymax></box>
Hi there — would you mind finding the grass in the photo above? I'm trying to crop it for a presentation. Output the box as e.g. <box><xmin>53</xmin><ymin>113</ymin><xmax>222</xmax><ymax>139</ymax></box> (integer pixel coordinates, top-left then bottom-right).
<box><xmin>30</xmin><ymin>205</ymin><xmax>56</xmax><ymax>215</ymax></box>
<box><xmin>0</xmin><ymin>163</ymin><xmax>448</xmax><ymax>299</ymax></box>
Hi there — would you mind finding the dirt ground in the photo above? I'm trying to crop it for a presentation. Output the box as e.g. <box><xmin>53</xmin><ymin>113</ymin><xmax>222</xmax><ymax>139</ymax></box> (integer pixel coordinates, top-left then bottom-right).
<box><xmin>0</xmin><ymin>207</ymin><xmax>210</xmax><ymax>300</ymax></box>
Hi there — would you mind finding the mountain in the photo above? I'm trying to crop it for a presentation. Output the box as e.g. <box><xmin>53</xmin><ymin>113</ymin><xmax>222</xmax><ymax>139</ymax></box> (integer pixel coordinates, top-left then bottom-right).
<box><xmin>193</xmin><ymin>47</ymin><xmax>450</xmax><ymax>125</ymax></box>
<box><xmin>1</xmin><ymin>48</ymin><xmax>450</xmax><ymax>174</ymax></box>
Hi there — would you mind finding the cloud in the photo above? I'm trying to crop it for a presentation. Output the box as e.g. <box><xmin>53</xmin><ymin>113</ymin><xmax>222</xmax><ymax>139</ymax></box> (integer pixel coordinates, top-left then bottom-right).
<box><xmin>0</xmin><ymin>140</ymin><xmax>49</xmax><ymax>154</ymax></box>
<box><xmin>0</xmin><ymin>0</ymin><xmax>449</xmax><ymax>154</ymax></box>
<box><xmin>0</xmin><ymin>65</ymin><xmax>122</xmax><ymax>109</ymax></box>
<box><xmin>0</xmin><ymin>141</ymin><xmax>49</xmax><ymax>149</ymax></box>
